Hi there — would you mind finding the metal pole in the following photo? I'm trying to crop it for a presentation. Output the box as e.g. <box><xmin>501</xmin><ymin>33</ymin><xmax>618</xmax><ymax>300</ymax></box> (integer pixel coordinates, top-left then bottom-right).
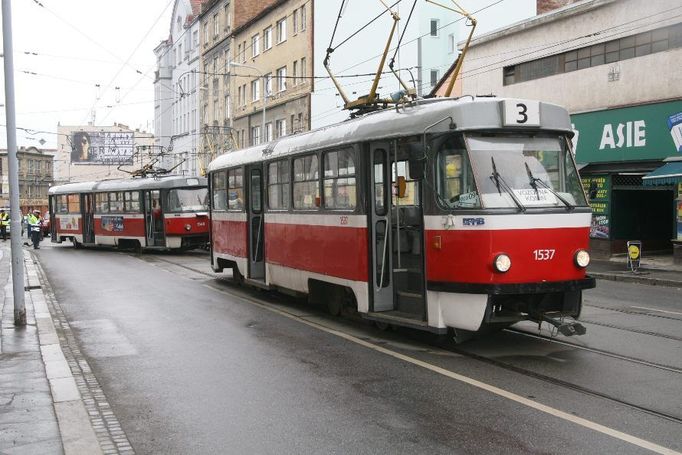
<box><xmin>2</xmin><ymin>0</ymin><xmax>26</xmax><ymax>326</ymax></box>
<box><xmin>262</xmin><ymin>83</ymin><xmax>267</xmax><ymax>142</ymax></box>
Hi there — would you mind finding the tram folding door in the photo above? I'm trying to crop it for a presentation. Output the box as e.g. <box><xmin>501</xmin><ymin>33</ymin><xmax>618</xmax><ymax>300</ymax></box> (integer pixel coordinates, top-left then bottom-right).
<box><xmin>81</xmin><ymin>193</ymin><xmax>95</xmax><ymax>244</ymax></box>
<box><xmin>247</xmin><ymin>165</ymin><xmax>265</xmax><ymax>280</ymax></box>
<box><xmin>144</xmin><ymin>190</ymin><xmax>165</xmax><ymax>247</ymax></box>
<box><xmin>369</xmin><ymin>143</ymin><xmax>395</xmax><ymax>312</ymax></box>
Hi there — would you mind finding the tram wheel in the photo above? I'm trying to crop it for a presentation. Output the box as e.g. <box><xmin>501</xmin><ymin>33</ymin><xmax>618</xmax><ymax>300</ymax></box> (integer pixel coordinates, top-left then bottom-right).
<box><xmin>327</xmin><ymin>293</ymin><xmax>343</xmax><ymax>317</ymax></box>
<box><xmin>374</xmin><ymin>321</ymin><xmax>391</xmax><ymax>331</ymax></box>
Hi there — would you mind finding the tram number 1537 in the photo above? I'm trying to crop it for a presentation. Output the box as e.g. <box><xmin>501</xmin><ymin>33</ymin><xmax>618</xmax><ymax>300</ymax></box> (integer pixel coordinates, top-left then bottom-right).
<box><xmin>533</xmin><ymin>249</ymin><xmax>556</xmax><ymax>261</ymax></box>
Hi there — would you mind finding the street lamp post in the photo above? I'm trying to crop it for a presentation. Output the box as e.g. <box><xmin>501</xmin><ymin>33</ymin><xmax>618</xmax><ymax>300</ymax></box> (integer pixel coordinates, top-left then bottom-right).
<box><xmin>229</xmin><ymin>61</ymin><xmax>267</xmax><ymax>144</ymax></box>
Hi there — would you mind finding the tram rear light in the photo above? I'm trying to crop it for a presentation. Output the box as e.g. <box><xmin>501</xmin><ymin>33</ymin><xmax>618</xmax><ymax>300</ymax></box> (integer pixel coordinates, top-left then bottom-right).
<box><xmin>185</xmin><ymin>224</ymin><xmax>192</xmax><ymax>231</ymax></box>
<box><xmin>493</xmin><ymin>254</ymin><xmax>511</xmax><ymax>273</ymax></box>
<box><xmin>574</xmin><ymin>249</ymin><xmax>590</xmax><ymax>268</ymax></box>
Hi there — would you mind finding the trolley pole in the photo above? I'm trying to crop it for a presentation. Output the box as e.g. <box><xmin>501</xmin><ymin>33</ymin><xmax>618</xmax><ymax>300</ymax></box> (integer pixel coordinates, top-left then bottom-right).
<box><xmin>2</xmin><ymin>0</ymin><xmax>26</xmax><ymax>326</ymax></box>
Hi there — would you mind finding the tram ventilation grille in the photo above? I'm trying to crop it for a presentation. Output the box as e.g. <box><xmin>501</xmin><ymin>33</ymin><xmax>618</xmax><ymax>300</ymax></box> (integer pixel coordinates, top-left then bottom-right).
<box><xmin>612</xmin><ymin>175</ymin><xmax>643</xmax><ymax>187</ymax></box>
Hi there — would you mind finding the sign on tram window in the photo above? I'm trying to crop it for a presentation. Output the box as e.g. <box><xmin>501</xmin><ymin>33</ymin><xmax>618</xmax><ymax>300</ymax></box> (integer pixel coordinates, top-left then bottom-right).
<box><xmin>502</xmin><ymin>99</ymin><xmax>540</xmax><ymax>127</ymax></box>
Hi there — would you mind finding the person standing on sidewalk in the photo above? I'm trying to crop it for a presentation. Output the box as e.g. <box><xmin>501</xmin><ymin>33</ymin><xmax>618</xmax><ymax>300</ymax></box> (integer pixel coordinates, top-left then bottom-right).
<box><xmin>27</xmin><ymin>209</ymin><xmax>42</xmax><ymax>249</ymax></box>
<box><xmin>0</xmin><ymin>209</ymin><xmax>8</xmax><ymax>241</ymax></box>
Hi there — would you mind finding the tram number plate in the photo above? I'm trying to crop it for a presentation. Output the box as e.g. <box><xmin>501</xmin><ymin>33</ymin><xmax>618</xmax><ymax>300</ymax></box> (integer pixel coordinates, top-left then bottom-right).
<box><xmin>533</xmin><ymin>249</ymin><xmax>555</xmax><ymax>261</ymax></box>
<box><xmin>503</xmin><ymin>100</ymin><xmax>540</xmax><ymax>127</ymax></box>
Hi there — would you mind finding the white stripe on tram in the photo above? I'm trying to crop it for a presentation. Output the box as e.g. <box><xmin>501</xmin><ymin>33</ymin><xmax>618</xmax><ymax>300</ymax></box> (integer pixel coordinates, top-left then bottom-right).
<box><xmin>424</xmin><ymin>212</ymin><xmax>592</xmax><ymax>231</ymax></box>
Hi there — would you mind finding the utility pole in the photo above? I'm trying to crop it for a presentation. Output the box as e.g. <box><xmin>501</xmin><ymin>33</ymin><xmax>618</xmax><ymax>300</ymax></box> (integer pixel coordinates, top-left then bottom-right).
<box><xmin>2</xmin><ymin>0</ymin><xmax>26</xmax><ymax>325</ymax></box>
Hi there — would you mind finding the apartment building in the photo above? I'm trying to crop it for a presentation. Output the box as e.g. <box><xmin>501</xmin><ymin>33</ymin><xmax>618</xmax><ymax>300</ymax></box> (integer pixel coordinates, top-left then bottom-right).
<box><xmin>230</xmin><ymin>0</ymin><xmax>312</xmax><ymax>147</ymax></box>
<box><xmin>0</xmin><ymin>146</ymin><xmax>54</xmax><ymax>213</ymax></box>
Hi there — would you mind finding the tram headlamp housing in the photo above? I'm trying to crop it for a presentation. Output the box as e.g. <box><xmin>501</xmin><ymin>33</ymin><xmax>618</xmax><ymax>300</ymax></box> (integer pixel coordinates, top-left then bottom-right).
<box><xmin>574</xmin><ymin>249</ymin><xmax>590</xmax><ymax>268</ymax></box>
<box><xmin>185</xmin><ymin>224</ymin><xmax>192</xmax><ymax>231</ymax></box>
<box><xmin>493</xmin><ymin>254</ymin><xmax>511</xmax><ymax>273</ymax></box>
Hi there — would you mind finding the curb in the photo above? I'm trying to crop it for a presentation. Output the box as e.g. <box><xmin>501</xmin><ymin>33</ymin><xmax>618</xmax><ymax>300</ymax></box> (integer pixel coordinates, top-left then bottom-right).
<box><xmin>24</xmin><ymin>251</ymin><xmax>105</xmax><ymax>455</ymax></box>
<box><xmin>590</xmin><ymin>271</ymin><xmax>682</xmax><ymax>289</ymax></box>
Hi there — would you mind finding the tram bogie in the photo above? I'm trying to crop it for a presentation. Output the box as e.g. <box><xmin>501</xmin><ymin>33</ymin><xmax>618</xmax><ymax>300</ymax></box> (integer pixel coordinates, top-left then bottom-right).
<box><xmin>207</xmin><ymin>97</ymin><xmax>595</xmax><ymax>336</ymax></box>
<box><xmin>48</xmin><ymin>176</ymin><xmax>209</xmax><ymax>252</ymax></box>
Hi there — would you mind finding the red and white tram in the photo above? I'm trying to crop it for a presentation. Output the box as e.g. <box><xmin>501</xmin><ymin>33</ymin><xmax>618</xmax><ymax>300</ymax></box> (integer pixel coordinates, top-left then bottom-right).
<box><xmin>48</xmin><ymin>176</ymin><xmax>209</xmax><ymax>251</ymax></box>
<box><xmin>208</xmin><ymin>97</ymin><xmax>595</xmax><ymax>336</ymax></box>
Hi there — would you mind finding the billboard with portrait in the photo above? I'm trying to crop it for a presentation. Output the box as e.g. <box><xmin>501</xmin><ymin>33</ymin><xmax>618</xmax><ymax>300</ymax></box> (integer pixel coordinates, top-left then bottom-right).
<box><xmin>71</xmin><ymin>131</ymin><xmax>134</xmax><ymax>165</ymax></box>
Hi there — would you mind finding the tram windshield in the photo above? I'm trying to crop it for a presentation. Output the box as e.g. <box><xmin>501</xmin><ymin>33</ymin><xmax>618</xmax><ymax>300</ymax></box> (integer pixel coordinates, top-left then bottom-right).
<box><xmin>436</xmin><ymin>134</ymin><xmax>587</xmax><ymax>210</ymax></box>
<box><xmin>167</xmin><ymin>187</ymin><xmax>209</xmax><ymax>212</ymax></box>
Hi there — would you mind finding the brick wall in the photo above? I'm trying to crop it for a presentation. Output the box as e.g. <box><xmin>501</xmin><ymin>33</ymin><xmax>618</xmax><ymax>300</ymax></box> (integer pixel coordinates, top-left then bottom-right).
<box><xmin>536</xmin><ymin>0</ymin><xmax>582</xmax><ymax>14</ymax></box>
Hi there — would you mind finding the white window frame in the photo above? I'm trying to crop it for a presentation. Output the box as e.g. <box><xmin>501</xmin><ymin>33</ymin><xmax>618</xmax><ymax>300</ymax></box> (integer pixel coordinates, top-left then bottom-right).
<box><xmin>300</xmin><ymin>6</ymin><xmax>306</xmax><ymax>31</ymax></box>
<box><xmin>293</xmin><ymin>60</ymin><xmax>298</xmax><ymax>85</ymax></box>
<box><xmin>300</xmin><ymin>57</ymin><xmax>306</xmax><ymax>85</ymax></box>
<box><xmin>263</xmin><ymin>26</ymin><xmax>272</xmax><ymax>50</ymax></box>
<box><xmin>277</xmin><ymin>66</ymin><xmax>287</xmax><ymax>92</ymax></box>
<box><xmin>251</xmin><ymin>34</ymin><xmax>260</xmax><ymax>57</ymax></box>
<box><xmin>251</xmin><ymin>79</ymin><xmax>260</xmax><ymax>102</ymax></box>
<box><xmin>264</xmin><ymin>73</ymin><xmax>273</xmax><ymax>96</ymax></box>
<box><xmin>213</xmin><ymin>13</ymin><xmax>219</xmax><ymax>38</ymax></box>
<box><xmin>276</xmin><ymin>119</ymin><xmax>287</xmax><ymax>137</ymax></box>
<box><xmin>430</xmin><ymin>19</ymin><xmax>440</xmax><ymax>37</ymax></box>
<box><xmin>265</xmin><ymin>122</ymin><xmax>273</xmax><ymax>142</ymax></box>
<box><xmin>251</xmin><ymin>125</ymin><xmax>261</xmax><ymax>145</ymax></box>
<box><xmin>276</xmin><ymin>18</ymin><xmax>287</xmax><ymax>44</ymax></box>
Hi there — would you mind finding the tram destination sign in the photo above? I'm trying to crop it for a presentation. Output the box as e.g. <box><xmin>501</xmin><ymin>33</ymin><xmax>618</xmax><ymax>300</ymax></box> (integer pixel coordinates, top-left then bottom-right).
<box><xmin>70</xmin><ymin>131</ymin><xmax>135</xmax><ymax>165</ymax></box>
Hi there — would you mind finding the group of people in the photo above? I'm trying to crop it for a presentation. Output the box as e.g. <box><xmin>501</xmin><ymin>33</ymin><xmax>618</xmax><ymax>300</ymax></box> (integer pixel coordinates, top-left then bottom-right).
<box><xmin>0</xmin><ymin>208</ymin><xmax>45</xmax><ymax>249</ymax></box>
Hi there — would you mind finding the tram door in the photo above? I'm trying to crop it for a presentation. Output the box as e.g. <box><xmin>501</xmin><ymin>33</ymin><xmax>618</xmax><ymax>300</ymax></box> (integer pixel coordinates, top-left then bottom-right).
<box><xmin>81</xmin><ymin>194</ymin><xmax>95</xmax><ymax>244</ymax></box>
<box><xmin>144</xmin><ymin>190</ymin><xmax>165</xmax><ymax>247</ymax></box>
<box><xmin>369</xmin><ymin>143</ymin><xmax>394</xmax><ymax>312</ymax></box>
<box><xmin>247</xmin><ymin>165</ymin><xmax>265</xmax><ymax>280</ymax></box>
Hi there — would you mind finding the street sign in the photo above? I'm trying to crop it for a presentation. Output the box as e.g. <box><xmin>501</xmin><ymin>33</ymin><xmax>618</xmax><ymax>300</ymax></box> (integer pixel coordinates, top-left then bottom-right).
<box><xmin>627</xmin><ymin>240</ymin><xmax>642</xmax><ymax>272</ymax></box>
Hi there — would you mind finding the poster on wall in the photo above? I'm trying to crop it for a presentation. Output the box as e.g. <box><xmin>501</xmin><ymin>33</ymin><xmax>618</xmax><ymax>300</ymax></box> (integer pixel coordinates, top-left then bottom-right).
<box><xmin>581</xmin><ymin>175</ymin><xmax>610</xmax><ymax>239</ymax></box>
<box><xmin>71</xmin><ymin>131</ymin><xmax>134</xmax><ymax>165</ymax></box>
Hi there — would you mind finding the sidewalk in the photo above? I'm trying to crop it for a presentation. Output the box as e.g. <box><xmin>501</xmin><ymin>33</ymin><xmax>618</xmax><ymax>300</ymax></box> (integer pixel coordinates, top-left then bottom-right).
<box><xmin>589</xmin><ymin>254</ymin><xmax>682</xmax><ymax>288</ymax></box>
<box><xmin>0</xmin><ymin>242</ymin><xmax>105</xmax><ymax>455</ymax></box>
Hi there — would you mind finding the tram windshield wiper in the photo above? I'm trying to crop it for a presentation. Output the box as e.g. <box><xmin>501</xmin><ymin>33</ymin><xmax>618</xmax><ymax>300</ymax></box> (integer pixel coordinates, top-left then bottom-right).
<box><xmin>490</xmin><ymin>157</ymin><xmax>525</xmax><ymax>212</ymax></box>
<box><xmin>524</xmin><ymin>162</ymin><xmax>574</xmax><ymax>210</ymax></box>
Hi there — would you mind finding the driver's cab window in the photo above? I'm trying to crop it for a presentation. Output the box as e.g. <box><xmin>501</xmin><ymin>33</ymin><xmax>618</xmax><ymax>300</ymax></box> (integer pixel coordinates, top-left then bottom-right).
<box><xmin>436</xmin><ymin>135</ymin><xmax>480</xmax><ymax>209</ymax></box>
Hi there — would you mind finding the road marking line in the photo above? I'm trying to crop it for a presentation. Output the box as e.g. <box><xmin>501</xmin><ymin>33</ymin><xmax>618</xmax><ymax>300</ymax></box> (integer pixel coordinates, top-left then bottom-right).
<box><xmin>631</xmin><ymin>306</ymin><xmax>682</xmax><ymax>316</ymax></box>
<box><xmin>205</xmin><ymin>284</ymin><xmax>681</xmax><ymax>455</ymax></box>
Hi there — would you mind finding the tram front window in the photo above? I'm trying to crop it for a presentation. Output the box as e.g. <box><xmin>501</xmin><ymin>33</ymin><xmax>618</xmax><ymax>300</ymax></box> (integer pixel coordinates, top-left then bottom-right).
<box><xmin>464</xmin><ymin>135</ymin><xmax>588</xmax><ymax>209</ymax></box>
<box><xmin>167</xmin><ymin>188</ymin><xmax>209</xmax><ymax>212</ymax></box>
<box><xmin>435</xmin><ymin>134</ymin><xmax>481</xmax><ymax>209</ymax></box>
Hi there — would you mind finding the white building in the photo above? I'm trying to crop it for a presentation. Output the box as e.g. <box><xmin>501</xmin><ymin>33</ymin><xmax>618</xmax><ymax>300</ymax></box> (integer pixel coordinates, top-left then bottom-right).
<box><xmin>154</xmin><ymin>0</ymin><xmax>203</xmax><ymax>176</ymax></box>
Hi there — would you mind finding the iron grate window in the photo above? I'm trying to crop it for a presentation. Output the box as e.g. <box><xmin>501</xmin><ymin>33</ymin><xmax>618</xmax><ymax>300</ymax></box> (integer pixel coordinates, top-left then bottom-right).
<box><xmin>612</xmin><ymin>175</ymin><xmax>643</xmax><ymax>187</ymax></box>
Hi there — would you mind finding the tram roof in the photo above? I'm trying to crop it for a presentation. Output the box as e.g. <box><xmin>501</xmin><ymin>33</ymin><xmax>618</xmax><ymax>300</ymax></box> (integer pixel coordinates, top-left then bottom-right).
<box><xmin>48</xmin><ymin>175</ymin><xmax>207</xmax><ymax>195</ymax></box>
<box><xmin>208</xmin><ymin>97</ymin><xmax>573</xmax><ymax>172</ymax></box>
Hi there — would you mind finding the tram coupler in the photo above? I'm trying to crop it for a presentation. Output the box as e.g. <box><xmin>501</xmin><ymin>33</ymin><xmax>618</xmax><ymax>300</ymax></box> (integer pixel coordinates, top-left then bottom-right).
<box><xmin>540</xmin><ymin>315</ymin><xmax>587</xmax><ymax>336</ymax></box>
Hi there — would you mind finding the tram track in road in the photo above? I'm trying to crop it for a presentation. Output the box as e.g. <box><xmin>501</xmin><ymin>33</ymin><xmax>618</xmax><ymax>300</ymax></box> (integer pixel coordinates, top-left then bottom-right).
<box><xmin>585</xmin><ymin>303</ymin><xmax>682</xmax><ymax>322</ymax></box>
<box><xmin>139</xmin><ymin>253</ymin><xmax>682</xmax><ymax>429</ymax></box>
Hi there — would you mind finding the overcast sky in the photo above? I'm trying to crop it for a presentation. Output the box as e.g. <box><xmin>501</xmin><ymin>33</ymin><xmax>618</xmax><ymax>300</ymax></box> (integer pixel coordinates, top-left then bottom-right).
<box><xmin>1</xmin><ymin>0</ymin><xmax>535</xmax><ymax>149</ymax></box>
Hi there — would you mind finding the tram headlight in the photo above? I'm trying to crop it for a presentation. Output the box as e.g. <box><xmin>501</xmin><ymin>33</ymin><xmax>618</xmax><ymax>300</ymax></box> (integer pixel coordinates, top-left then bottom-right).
<box><xmin>185</xmin><ymin>224</ymin><xmax>192</xmax><ymax>231</ymax></box>
<box><xmin>574</xmin><ymin>249</ymin><xmax>590</xmax><ymax>268</ymax></box>
<box><xmin>493</xmin><ymin>254</ymin><xmax>511</xmax><ymax>273</ymax></box>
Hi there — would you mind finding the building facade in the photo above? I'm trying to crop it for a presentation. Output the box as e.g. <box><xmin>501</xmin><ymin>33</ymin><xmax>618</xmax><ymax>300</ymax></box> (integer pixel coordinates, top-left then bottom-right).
<box><xmin>0</xmin><ymin>146</ymin><xmax>55</xmax><ymax>213</ymax></box>
<box><xmin>154</xmin><ymin>0</ymin><xmax>204</xmax><ymax>176</ymax></box>
<box><xmin>55</xmin><ymin>124</ymin><xmax>156</xmax><ymax>184</ymax></box>
<box><xmin>448</xmin><ymin>0</ymin><xmax>682</xmax><ymax>258</ymax></box>
<box><xmin>231</xmin><ymin>0</ymin><xmax>312</xmax><ymax>148</ymax></box>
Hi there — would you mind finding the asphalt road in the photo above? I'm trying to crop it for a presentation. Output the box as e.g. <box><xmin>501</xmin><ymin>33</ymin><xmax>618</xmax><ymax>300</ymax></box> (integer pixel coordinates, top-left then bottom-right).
<box><xmin>35</xmin><ymin>243</ymin><xmax>682</xmax><ymax>454</ymax></box>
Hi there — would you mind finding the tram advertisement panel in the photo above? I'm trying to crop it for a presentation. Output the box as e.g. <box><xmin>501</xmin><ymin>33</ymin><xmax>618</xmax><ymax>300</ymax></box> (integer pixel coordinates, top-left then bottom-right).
<box><xmin>71</xmin><ymin>131</ymin><xmax>134</xmax><ymax>165</ymax></box>
<box><xmin>582</xmin><ymin>175</ymin><xmax>610</xmax><ymax>239</ymax></box>
<box><xmin>101</xmin><ymin>216</ymin><xmax>124</xmax><ymax>232</ymax></box>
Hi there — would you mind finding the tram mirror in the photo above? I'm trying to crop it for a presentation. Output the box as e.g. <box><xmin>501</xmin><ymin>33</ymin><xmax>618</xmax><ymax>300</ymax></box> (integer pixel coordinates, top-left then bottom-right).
<box><xmin>407</xmin><ymin>143</ymin><xmax>425</xmax><ymax>180</ymax></box>
<box><xmin>396</xmin><ymin>176</ymin><xmax>407</xmax><ymax>198</ymax></box>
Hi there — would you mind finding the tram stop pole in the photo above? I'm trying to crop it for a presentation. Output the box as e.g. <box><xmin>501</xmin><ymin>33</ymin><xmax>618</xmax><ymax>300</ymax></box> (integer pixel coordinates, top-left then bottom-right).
<box><xmin>3</xmin><ymin>0</ymin><xmax>27</xmax><ymax>326</ymax></box>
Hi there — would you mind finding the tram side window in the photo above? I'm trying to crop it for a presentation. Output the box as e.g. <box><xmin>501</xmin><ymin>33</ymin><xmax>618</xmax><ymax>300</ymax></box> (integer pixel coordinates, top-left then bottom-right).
<box><xmin>323</xmin><ymin>149</ymin><xmax>356</xmax><ymax>210</ymax></box>
<box><xmin>293</xmin><ymin>154</ymin><xmax>319</xmax><ymax>210</ymax></box>
<box><xmin>228</xmin><ymin>168</ymin><xmax>244</xmax><ymax>210</ymax></box>
<box><xmin>212</xmin><ymin>171</ymin><xmax>228</xmax><ymax>211</ymax></box>
<box><xmin>268</xmin><ymin>160</ymin><xmax>290</xmax><ymax>210</ymax></box>
<box><xmin>108</xmin><ymin>192</ymin><xmax>124</xmax><ymax>212</ymax></box>
<box><xmin>95</xmin><ymin>193</ymin><xmax>109</xmax><ymax>213</ymax></box>
<box><xmin>56</xmin><ymin>195</ymin><xmax>68</xmax><ymax>214</ymax></box>
<box><xmin>435</xmin><ymin>135</ymin><xmax>480</xmax><ymax>209</ymax></box>
<box><xmin>67</xmin><ymin>194</ymin><xmax>81</xmax><ymax>214</ymax></box>
<box><xmin>124</xmin><ymin>192</ymin><xmax>140</xmax><ymax>212</ymax></box>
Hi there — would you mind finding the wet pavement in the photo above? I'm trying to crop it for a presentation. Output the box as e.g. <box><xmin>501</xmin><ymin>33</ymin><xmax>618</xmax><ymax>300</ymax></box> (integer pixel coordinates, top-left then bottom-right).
<box><xmin>589</xmin><ymin>255</ymin><xmax>682</xmax><ymax>288</ymax></box>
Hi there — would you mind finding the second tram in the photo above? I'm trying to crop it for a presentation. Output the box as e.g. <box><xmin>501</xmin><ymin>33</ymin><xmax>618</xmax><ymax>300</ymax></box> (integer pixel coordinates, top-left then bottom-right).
<box><xmin>48</xmin><ymin>176</ymin><xmax>209</xmax><ymax>251</ymax></box>
<box><xmin>207</xmin><ymin>97</ymin><xmax>595</xmax><ymax>336</ymax></box>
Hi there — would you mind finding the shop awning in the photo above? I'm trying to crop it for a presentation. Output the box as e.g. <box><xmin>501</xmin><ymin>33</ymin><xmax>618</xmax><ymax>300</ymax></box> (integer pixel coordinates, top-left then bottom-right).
<box><xmin>642</xmin><ymin>162</ymin><xmax>682</xmax><ymax>186</ymax></box>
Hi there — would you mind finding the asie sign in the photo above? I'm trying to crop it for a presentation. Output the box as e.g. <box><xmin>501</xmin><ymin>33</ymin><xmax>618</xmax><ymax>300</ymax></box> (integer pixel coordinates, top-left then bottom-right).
<box><xmin>599</xmin><ymin>120</ymin><xmax>646</xmax><ymax>150</ymax></box>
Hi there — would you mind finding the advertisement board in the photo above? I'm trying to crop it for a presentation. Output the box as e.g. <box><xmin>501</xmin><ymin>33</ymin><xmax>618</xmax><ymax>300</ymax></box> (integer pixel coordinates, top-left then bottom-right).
<box><xmin>581</xmin><ymin>175</ymin><xmax>610</xmax><ymax>239</ymax></box>
<box><xmin>71</xmin><ymin>131</ymin><xmax>134</xmax><ymax>165</ymax></box>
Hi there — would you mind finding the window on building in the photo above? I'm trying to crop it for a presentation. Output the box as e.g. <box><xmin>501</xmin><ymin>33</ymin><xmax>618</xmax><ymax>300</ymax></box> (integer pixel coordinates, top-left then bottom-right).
<box><xmin>293</xmin><ymin>60</ymin><xmax>298</xmax><ymax>85</ymax></box>
<box><xmin>276</xmin><ymin>18</ymin><xmax>287</xmax><ymax>43</ymax></box>
<box><xmin>263</xmin><ymin>26</ymin><xmax>272</xmax><ymax>50</ymax></box>
<box><xmin>251</xmin><ymin>79</ymin><xmax>260</xmax><ymax>101</ymax></box>
<box><xmin>213</xmin><ymin>13</ymin><xmax>219</xmax><ymax>38</ymax></box>
<box><xmin>293</xmin><ymin>9</ymin><xmax>298</xmax><ymax>33</ymax></box>
<box><xmin>203</xmin><ymin>23</ymin><xmax>208</xmax><ymax>46</ymax></box>
<box><xmin>228</xmin><ymin>168</ymin><xmax>244</xmax><ymax>210</ymax></box>
<box><xmin>293</xmin><ymin>154</ymin><xmax>319</xmax><ymax>209</ymax></box>
<box><xmin>300</xmin><ymin>57</ymin><xmax>307</xmax><ymax>85</ymax></box>
<box><xmin>252</xmin><ymin>34</ymin><xmax>260</xmax><ymax>57</ymax></box>
<box><xmin>430</xmin><ymin>19</ymin><xmax>439</xmax><ymax>37</ymax></box>
<box><xmin>265</xmin><ymin>122</ymin><xmax>273</xmax><ymax>142</ymax></box>
<box><xmin>277</xmin><ymin>66</ymin><xmax>287</xmax><ymax>92</ymax></box>
<box><xmin>323</xmin><ymin>149</ymin><xmax>356</xmax><ymax>210</ymax></box>
<box><xmin>224</xmin><ymin>3</ymin><xmax>231</xmax><ymax>33</ymax></box>
<box><xmin>448</xmin><ymin>33</ymin><xmax>455</xmax><ymax>54</ymax></box>
<box><xmin>268</xmin><ymin>159</ymin><xmax>290</xmax><ymax>210</ymax></box>
<box><xmin>251</xmin><ymin>126</ymin><xmax>261</xmax><ymax>145</ymax></box>
<box><xmin>276</xmin><ymin>119</ymin><xmax>286</xmax><ymax>138</ymax></box>
<box><xmin>300</xmin><ymin>6</ymin><xmax>306</xmax><ymax>31</ymax></box>
<box><xmin>430</xmin><ymin>69</ymin><xmax>439</xmax><ymax>87</ymax></box>
<box><xmin>224</xmin><ymin>95</ymin><xmax>230</xmax><ymax>119</ymax></box>
<box><xmin>264</xmin><ymin>73</ymin><xmax>273</xmax><ymax>96</ymax></box>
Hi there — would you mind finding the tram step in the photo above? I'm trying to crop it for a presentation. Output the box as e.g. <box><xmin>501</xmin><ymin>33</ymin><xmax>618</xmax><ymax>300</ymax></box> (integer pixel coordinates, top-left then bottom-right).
<box><xmin>364</xmin><ymin>311</ymin><xmax>445</xmax><ymax>334</ymax></box>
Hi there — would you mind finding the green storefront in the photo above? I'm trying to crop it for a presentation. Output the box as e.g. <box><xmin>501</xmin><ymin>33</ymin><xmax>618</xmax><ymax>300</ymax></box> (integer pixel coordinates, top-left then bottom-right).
<box><xmin>572</xmin><ymin>99</ymin><xmax>682</xmax><ymax>260</ymax></box>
